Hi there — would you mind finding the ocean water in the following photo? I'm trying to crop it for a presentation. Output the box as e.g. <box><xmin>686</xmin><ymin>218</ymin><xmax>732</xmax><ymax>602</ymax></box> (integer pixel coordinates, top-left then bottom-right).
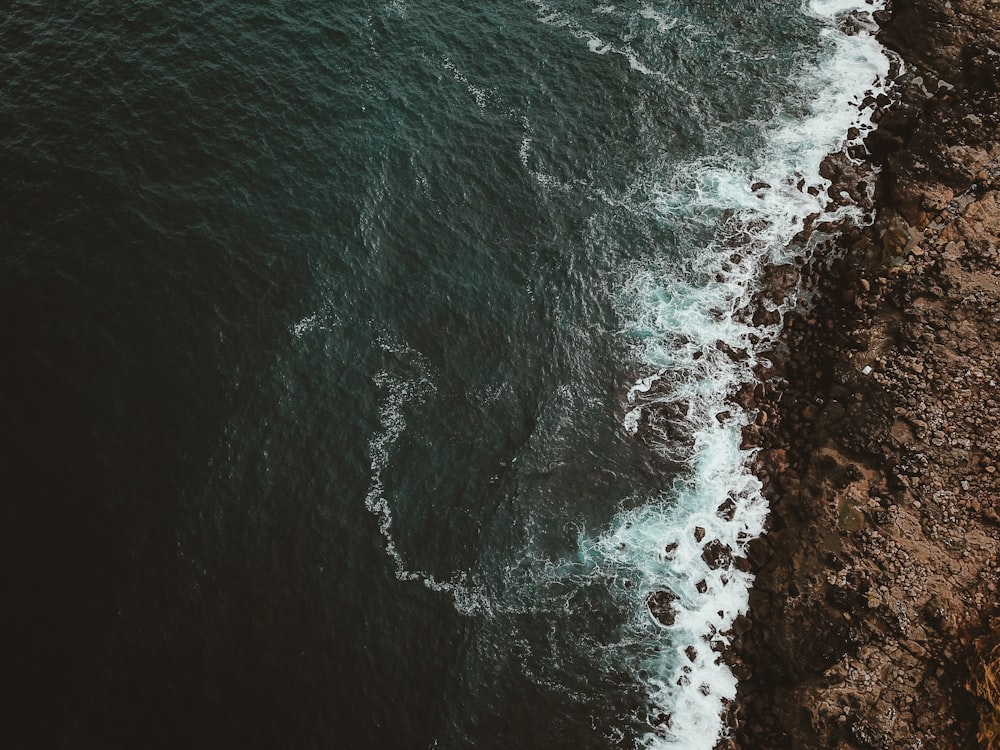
<box><xmin>0</xmin><ymin>2</ymin><xmax>887</xmax><ymax>748</ymax></box>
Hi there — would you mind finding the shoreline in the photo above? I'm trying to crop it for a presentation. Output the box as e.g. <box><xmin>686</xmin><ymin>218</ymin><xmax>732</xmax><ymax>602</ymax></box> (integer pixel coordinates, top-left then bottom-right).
<box><xmin>626</xmin><ymin>6</ymin><xmax>893</xmax><ymax>746</ymax></box>
<box><xmin>731</xmin><ymin>1</ymin><xmax>1000</xmax><ymax>747</ymax></box>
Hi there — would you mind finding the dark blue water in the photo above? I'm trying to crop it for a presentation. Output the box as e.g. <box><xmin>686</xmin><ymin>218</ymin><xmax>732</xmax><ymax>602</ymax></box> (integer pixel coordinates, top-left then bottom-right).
<box><xmin>0</xmin><ymin>2</ymin><xmax>887</xmax><ymax>748</ymax></box>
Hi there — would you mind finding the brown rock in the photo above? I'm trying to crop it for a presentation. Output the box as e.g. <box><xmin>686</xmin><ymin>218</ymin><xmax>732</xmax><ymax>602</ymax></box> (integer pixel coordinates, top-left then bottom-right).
<box><xmin>702</xmin><ymin>540</ymin><xmax>733</xmax><ymax>570</ymax></box>
<box><xmin>647</xmin><ymin>589</ymin><xmax>680</xmax><ymax>627</ymax></box>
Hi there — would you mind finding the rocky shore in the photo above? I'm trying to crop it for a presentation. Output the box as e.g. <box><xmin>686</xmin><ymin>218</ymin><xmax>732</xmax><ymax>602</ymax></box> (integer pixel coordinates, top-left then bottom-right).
<box><xmin>731</xmin><ymin>1</ymin><xmax>1000</xmax><ymax>748</ymax></box>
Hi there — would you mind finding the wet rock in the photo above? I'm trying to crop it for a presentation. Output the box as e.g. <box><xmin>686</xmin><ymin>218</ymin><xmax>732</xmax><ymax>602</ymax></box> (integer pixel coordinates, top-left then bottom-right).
<box><xmin>716</xmin><ymin>339</ymin><xmax>750</xmax><ymax>362</ymax></box>
<box><xmin>740</xmin><ymin>424</ymin><xmax>761</xmax><ymax>450</ymax></box>
<box><xmin>752</xmin><ymin>305</ymin><xmax>782</xmax><ymax>327</ymax></box>
<box><xmin>717</xmin><ymin>497</ymin><xmax>738</xmax><ymax>521</ymax></box>
<box><xmin>732</xmin><ymin>383</ymin><xmax>757</xmax><ymax>410</ymax></box>
<box><xmin>702</xmin><ymin>540</ymin><xmax>733</xmax><ymax>570</ymax></box>
<box><xmin>731</xmin><ymin>614</ymin><xmax>752</xmax><ymax>636</ymax></box>
<box><xmin>647</xmin><ymin>589</ymin><xmax>680</xmax><ymax>627</ymax></box>
<box><xmin>758</xmin><ymin>263</ymin><xmax>801</xmax><ymax>306</ymax></box>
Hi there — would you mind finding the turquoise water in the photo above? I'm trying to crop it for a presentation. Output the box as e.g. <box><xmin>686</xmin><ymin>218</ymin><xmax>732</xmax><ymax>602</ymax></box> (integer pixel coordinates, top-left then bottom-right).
<box><xmin>0</xmin><ymin>1</ymin><xmax>887</xmax><ymax>748</ymax></box>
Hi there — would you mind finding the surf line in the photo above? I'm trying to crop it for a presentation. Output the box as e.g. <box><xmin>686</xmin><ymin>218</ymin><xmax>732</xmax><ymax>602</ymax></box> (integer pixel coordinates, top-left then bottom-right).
<box><xmin>610</xmin><ymin>2</ymin><xmax>893</xmax><ymax>748</ymax></box>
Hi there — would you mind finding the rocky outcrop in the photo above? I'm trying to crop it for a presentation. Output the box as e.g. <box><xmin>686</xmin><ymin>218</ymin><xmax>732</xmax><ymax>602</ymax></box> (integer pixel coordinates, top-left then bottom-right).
<box><xmin>732</xmin><ymin>1</ymin><xmax>1000</xmax><ymax>748</ymax></box>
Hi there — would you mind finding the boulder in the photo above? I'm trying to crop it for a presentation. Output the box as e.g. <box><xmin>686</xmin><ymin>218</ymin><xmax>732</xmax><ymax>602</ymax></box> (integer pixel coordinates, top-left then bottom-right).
<box><xmin>647</xmin><ymin>589</ymin><xmax>680</xmax><ymax>626</ymax></box>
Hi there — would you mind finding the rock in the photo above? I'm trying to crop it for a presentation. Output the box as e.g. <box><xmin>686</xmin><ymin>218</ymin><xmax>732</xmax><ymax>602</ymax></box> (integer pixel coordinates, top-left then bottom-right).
<box><xmin>756</xmin><ymin>448</ymin><xmax>790</xmax><ymax>478</ymax></box>
<box><xmin>717</xmin><ymin>497</ymin><xmax>738</xmax><ymax>521</ymax></box>
<box><xmin>731</xmin><ymin>614</ymin><xmax>752</xmax><ymax>636</ymax></box>
<box><xmin>647</xmin><ymin>589</ymin><xmax>680</xmax><ymax>626</ymax></box>
<box><xmin>716</xmin><ymin>339</ymin><xmax>750</xmax><ymax>362</ymax></box>
<box><xmin>732</xmin><ymin>383</ymin><xmax>757</xmax><ymax>410</ymax></box>
<box><xmin>740</xmin><ymin>424</ymin><xmax>761</xmax><ymax>450</ymax></box>
<box><xmin>702</xmin><ymin>540</ymin><xmax>733</xmax><ymax>570</ymax></box>
<box><xmin>921</xmin><ymin>185</ymin><xmax>954</xmax><ymax>212</ymax></box>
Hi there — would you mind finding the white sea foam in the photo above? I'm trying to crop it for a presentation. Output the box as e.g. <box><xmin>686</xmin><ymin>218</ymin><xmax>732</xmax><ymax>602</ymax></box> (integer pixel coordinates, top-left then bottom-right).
<box><xmin>364</xmin><ymin>338</ymin><xmax>488</xmax><ymax>616</ymax></box>
<box><xmin>588</xmin><ymin>36</ymin><xmax>611</xmax><ymax>54</ymax></box>
<box><xmin>518</xmin><ymin>119</ymin><xmax>533</xmax><ymax>169</ymax></box>
<box><xmin>526</xmin><ymin>0</ymin><xmax>668</xmax><ymax>78</ymax></box>
<box><xmin>519</xmin><ymin>115</ymin><xmax>588</xmax><ymax>193</ymax></box>
<box><xmin>443</xmin><ymin>58</ymin><xmax>493</xmax><ymax>111</ymax></box>
<box><xmin>290</xmin><ymin>310</ymin><xmax>340</xmax><ymax>338</ymax></box>
<box><xmin>385</xmin><ymin>0</ymin><xmax>407</xmax><ymax>19</ymax></box>
<box><xmin>291</xmin><ymin>313</ymin><xmax>323</xmax><ymax>338</ymax></box>
<box><xmin>602</xmin><ymin>2</ymin><xmax>892</xmax><ymax>747</ymax></box>
<box><xmin>639</xmin><ymin>5</ymin><xmax>679</xmax><ymax>34</ymax></box>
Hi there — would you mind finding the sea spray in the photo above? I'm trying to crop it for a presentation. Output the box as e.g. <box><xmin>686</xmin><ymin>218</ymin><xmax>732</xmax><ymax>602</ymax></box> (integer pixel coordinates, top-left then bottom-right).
<box><xmin>607</xmin><ymin>1</ymin><xmax>892</xmax><ymax>746</ymax></box>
